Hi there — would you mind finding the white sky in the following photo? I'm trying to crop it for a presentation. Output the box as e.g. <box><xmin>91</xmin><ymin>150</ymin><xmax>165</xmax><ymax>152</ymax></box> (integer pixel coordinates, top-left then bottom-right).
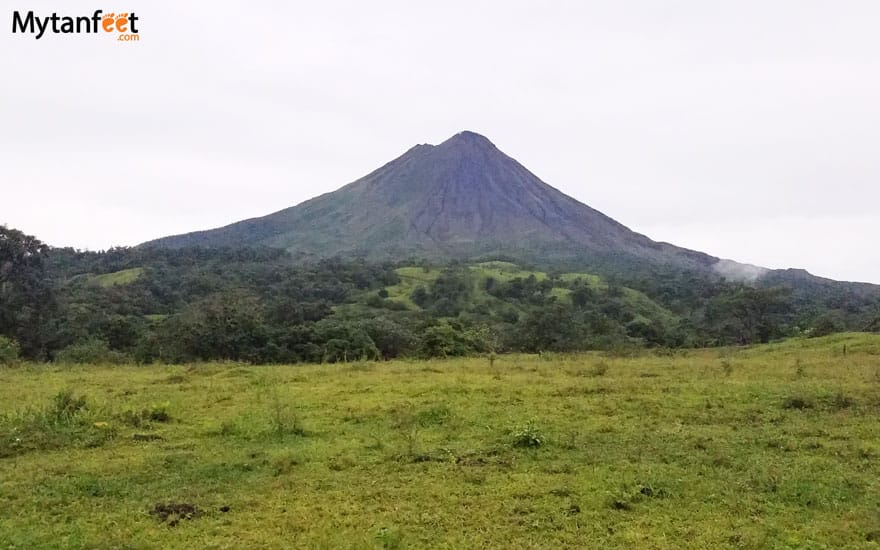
<box><xmin>1</xmin><ymin>1</ymin><xmax>878</xmax><ymax>283</ymax></box>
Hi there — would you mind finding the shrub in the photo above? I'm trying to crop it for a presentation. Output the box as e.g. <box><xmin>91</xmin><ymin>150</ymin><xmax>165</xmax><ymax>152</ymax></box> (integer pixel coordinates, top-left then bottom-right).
<box><xmin>55</xmin><ymin>339</ymin><xmax>129</xmax><ymax>365</ymax></box>
<box><xmin>782</xmin><ymin>396</ymin><xmax>813</xmax><ymax>410</ymax></box>
<box><xmin>147</xmin><ymin>404</ymin><xmax>171</xmax><ymax>423</ymax></box>
<box><xmin>511</xmin><ymin>420</ymin><xmax>545</xmax><ymax>448</ymax></box>
<box><xmin>0</xmin><ymin>336</ymin><xmax>20</xmax><ymax>366</ymax></box>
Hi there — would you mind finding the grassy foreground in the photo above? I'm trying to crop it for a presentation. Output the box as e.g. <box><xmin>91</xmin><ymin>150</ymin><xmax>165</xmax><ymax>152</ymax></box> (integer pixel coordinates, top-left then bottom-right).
<box><xmin>1</xmin><ymin>334</ymin><xmax>880</xmax><ymax>549</ymax></box>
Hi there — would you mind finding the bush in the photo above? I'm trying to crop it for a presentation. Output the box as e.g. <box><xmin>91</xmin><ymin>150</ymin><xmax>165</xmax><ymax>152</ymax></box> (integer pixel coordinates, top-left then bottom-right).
<box><xmin>0</xmin><ymin>336</ymin><xmax>20</xmax><ymax>366</ymax></box>
<box><xmin>810</xmin><ymin>316</ymin><xmax>839</xmax><ymax>338</ymax></box>
<box><xmin>511</xmin><ymin>420</ymin><xmax>545</xmax><ymax>448</ymax></box>
<box><xmin>55</xmin><ymin>339</ymin><xmax>130</xmax><ymax>365</ymax></box>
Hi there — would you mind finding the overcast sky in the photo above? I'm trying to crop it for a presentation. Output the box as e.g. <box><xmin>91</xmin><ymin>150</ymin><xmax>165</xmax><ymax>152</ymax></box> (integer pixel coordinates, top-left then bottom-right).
<box><xmin>2</xmin><ymin>1</ymin><xmax>878</xmax><ymax>283</ymax></box>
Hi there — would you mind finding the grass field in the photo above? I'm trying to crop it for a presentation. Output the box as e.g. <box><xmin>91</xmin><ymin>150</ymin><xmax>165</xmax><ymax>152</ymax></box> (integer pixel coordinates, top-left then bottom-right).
<box><xmin>385</xmin><ymin>262</ymin><xmax>676</xmax><ymax>324</ymax></box>
<box><xmin>1</xmin><ymin>334</ymin><xmax>880</xmax><ymax>548</ymax></box>
<box><xmin>88</xmin><ymin>268</ymin><xmax>145</xmax><ymax>288</ymax></box>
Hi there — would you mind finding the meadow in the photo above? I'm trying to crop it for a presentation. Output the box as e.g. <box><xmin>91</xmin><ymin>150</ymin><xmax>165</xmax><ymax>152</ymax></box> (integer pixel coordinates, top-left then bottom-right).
<box><xmin>1</xmin><ymin>333</ymin><xmax>879</xmax><ymax>549</ymax></box>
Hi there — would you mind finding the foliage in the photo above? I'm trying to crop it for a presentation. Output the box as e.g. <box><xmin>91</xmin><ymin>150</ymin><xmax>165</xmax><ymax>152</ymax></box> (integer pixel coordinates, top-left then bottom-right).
<box><xmin>0</xmin><ymin>226</ymin><xmax>56</xmax><ymax>359</ymax></box>
<box><xmin>0</xmin><ymin>390</ymin><xmax>114</xmax><ymax>458</ymax></box>
<box><xmin>55</xmin><ymin>338</ymin><xmax>130</xmax><ymax>365</ymax></box>
<box><xmin>1</xmin><ymin>226</ymin><xmax>877</xmax><ymax>364</ymax></box>
<box><xmin>0</xmin><ymin>336</ymin><xmax>19</xmax><ymax>366</ymax></box>
<box><xmin>511</xmin><ymin>420</ymin><xmax>545</xmax><ymax>448</ymax></box>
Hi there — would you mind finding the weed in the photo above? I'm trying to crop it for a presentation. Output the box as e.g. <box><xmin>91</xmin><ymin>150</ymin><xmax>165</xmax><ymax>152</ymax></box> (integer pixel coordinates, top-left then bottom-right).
<box><xmin>782</xmin><ymin>396</ymin><xmax>814</xmax><ymax>410</ymax></box>
<box><xmin>830</xmin><ymin>391</ymin><xmax>856</xmax><ymax>410</ymax></box>
<box><xmin>417</xmin><ymin>404</ymin><xmax>452</xmax><ymax>427</ymax></box>
<box><xmin>609</xmin><ymin>493</ymin><xmax>633</xmax><ymax>511</ymax></box>
<box><xmin>402</xmin><ymin>428</ymin><xmax>420</xmax><ymax>458</ymax></box>
<box><xmin>720</xmin><ymin>358</ymin><xmax>733</xmax><ymax>377</ymax></box>
<box><xmin>511</xmin><ymin>420</ymin><xmax>544</xmax><ymax>448</ymax></box>
<box><xmin>365</xmin><ymin>429</ymin><xmax>386</xmax><ymax>451</ymax></box>
<box><xmin>638</xmin><ymin>483</ymin><xmax>669</xmax><ymax>498</ymax></box>
<box><xmin>0</xmin><ymin>391</ymin><xmax>114</xmax><ymax>458</ymax></box>
<box><xmin>52</xmin><ymin>390</ymin><xmax>87</xmax><ymax>420</ymax></box>
<box><xmin>218</xmin><ymin>420</ymin><xmax>238</xmax><ymax>436</ymax></box>
<box><xmin>147</xmin><ymin>404</ymin><xmax>171</xmax><ymax>423</ymax></box>
<box><xmin>118</xmin><ymin>403</ymin><xmax>171</xmax><ymax>427</ymax></box>
<box><xmin>328</xmin><ymin>454</ymin><xmax>356</xmax><ymax>471</ymax></box>
<box><xmin>163</xmin><ymin>374</ymin><xmax>188</xmax><ymax>384</ymax></box>
<box><xmin>375</xmin><ymin>527</ymin><xmax>404</xmax><ymax>550</ymax></box>
<box><xmin>267</xmin><ymin>392</ymin><xmax>304</xmax><ymax>438</ymax></box>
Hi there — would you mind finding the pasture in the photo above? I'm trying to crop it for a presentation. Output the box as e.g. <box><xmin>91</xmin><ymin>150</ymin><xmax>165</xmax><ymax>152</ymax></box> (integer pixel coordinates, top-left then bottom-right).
<box><xmin>1</xmin><ymin>333</ymin><xmax>879</xmax><ymax>548</ymax></box>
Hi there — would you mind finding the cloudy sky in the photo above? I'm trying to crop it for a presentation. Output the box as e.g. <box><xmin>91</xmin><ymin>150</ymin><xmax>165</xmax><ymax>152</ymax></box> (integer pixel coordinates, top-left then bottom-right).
<box><xmin>2</xmin><ymin>1</ymin><xmax>878</xmax><ymax>282</ymax></box>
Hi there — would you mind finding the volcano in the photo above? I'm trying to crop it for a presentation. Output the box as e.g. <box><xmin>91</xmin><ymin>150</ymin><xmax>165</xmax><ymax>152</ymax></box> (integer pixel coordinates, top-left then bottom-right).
<box><xmin>145</xmin><ymin>131</ymin><xmax>748</xmax><ymax>276</ymax></box>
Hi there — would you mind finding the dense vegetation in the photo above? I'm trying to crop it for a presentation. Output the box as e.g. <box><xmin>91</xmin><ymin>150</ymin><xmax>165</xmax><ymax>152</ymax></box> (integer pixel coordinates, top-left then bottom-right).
<box><xmin>1</xmin><ymin>226</ymin><xmax>878</xmax><ymax>364</ymax></box>
<box><xmin>1</xmin><ymin>334</ymin><xmax>879</xmax><ymax>547</ymax></box>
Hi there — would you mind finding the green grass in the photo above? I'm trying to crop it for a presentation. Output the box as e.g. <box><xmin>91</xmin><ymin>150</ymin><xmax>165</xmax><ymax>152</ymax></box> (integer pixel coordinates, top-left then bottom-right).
<box><xmin>385</xmin><ymin>263</ymin><xmax>677</xmax><ymax>325</ymax></box>
<box><xmin>90</xmin><ymin>267</ymin><xmax>144</xmax><ymax>287</ymax></box>
<box><xmin>2</xmin><ymin>334</ymin><xmax>880</xmax><ymax>548</ymax></box>
<box><xmin>386</xmin><ymin>266</ymin><xmax>442</xmax><ymax>308</ymax></box>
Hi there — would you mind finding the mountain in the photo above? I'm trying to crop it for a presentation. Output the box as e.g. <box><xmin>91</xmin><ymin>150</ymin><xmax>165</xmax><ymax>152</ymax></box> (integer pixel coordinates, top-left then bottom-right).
<box><xmin>145</xmin><ymin>131</ymin><xmax>745</xmax><ymax>276</ymax></box>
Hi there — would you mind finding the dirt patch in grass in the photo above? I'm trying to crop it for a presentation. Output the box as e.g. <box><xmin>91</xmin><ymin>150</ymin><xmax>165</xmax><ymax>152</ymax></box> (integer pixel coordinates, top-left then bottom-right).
<box><xmin>150</xmin><ymin>502</ymin><xmax>202</xmax><ymax>527</ymax></box>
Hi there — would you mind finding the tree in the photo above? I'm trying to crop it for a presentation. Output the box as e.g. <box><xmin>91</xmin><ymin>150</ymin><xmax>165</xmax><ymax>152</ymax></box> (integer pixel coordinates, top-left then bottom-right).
<box><xmin>418</xmin><ymin>322</ymin><xmax>473</xmax><ymax>358</ymax></box>
<box><xmin>313</xmin><ymin>319</ymin><xmax>380</xmax><ymax>362</ymax></box>
<box><xmin>516</xmin><ymin>303</ymin><xmax>588</xmax><ymax>352</ymax></box>
<box><xmin>810</xmin><ymin>316</ymin><xmax>839</xmax><ymax>338</ymax></box>
<box><xmin>705</xmin><ymin>286</ymin><xmax>793</xmax><ymax>344</ymax></box>
<box><xmin>0</xmin><ymin>226</ymin><xmax>56</xmax><ymax>359</ymax></box>
<box><xmin>147</xmin><ymin>291</ymin><xmax>271</xmax><ymax>363</ymax></box>
<box><xmin>359</xmin><ymin>317</ymin><xmax>416</xmax><ymax>359</ymax></box>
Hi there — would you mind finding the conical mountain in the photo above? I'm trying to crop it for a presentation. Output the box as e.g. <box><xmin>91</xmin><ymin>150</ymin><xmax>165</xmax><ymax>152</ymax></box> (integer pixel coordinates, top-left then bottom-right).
<box><xmin>145</xmin><ymin>131</ymin><xmax>723</xmax><ymax>273</ymax></box>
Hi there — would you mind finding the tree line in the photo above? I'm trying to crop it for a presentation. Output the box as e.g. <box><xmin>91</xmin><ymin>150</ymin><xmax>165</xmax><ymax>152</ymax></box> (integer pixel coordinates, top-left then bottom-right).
<box><xmin>1</xmin><ymin>225</ymin><xmax>877</xmax><ymax>364</ymax></box>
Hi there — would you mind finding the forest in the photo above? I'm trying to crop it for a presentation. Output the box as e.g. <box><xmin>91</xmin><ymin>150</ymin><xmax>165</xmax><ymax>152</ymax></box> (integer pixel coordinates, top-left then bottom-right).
<box><xmin>1</xmin><ymin>225</ymin><xmax>878</xmax><ymax>364</ymax></box>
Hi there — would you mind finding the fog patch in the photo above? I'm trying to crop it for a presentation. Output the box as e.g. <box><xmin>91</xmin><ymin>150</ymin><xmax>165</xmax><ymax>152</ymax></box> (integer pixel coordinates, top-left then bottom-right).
<box><xmin>712</xmin><ymin>259</ymin><xmax>769</xmax><ymax>283</ymax></box>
